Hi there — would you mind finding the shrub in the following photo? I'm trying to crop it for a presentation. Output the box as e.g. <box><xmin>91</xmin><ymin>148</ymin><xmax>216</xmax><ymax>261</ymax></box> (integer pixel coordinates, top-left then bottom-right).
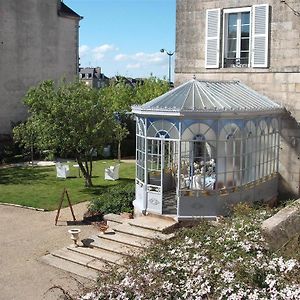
<box><xmin>88</xmin><ymin>183</ymin><xmax>134</xmax><ymax>215</ymax></box>
<box><xmin>81</xmin><ymin>205</ymin><xmax>300</xmax><ymax>300</ymax></box>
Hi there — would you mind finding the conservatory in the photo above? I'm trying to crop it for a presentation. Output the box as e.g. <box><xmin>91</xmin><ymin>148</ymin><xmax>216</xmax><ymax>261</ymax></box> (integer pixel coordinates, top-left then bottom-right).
<box><xmin>132</xmin><ymin>79</ymin><xmax>284</xmax><ymax>219</ymax></box>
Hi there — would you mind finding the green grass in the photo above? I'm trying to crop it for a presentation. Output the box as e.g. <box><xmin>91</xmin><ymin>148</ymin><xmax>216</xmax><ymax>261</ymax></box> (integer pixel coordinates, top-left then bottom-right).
<box><xmin>0</xmin><ymin>160</ymin><xmax>135</xmax><ymax>210</ymax></box>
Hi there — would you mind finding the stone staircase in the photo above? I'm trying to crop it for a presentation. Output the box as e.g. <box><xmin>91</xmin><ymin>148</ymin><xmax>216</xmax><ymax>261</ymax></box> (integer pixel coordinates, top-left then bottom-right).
<box><xmin>41</xmin><ymin>214</ymin><xmax>177</xmax><ymax>281</ymax></box>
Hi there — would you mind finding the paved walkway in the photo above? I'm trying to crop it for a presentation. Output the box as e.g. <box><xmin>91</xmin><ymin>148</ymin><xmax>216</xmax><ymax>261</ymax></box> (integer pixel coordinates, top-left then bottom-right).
<box><xmin>0</xmin><ymin>202</ymin><xmax>99</xmax><ymax>300</ymax></box>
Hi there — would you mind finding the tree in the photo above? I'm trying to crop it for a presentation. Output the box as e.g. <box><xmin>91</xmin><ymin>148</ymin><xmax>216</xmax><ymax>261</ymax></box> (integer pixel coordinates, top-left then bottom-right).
<box><xmin>114</xmin><ymin>123</ymin><xmax>129</xmax><ymax>162</ymax></box>
<box><xmin>13</xmin><ymin>120</ymin><xmax>36</xmax><ymax>166</ymax></box>
<box><xmin>13</xmin><ymin>80</ymin><xmax>114</xmax><ymax>187</ymax></box>
<box><xmin>99</xmin><ymin>76</ymin><xmax>170</xmax><ymax>159</ymax></box>
<box><xmin>100</xmin><ymin>76</ymin><xmax>170</xmax><ymax>112</ymax></box>
<box><xmin>100</xmin><ymin>78</ymin><xmax>135</xmax><ymax>113</ymax></box>
<box><xmin>133</xmin><ymin>77</ymin><xmax>170</xmax><ymax>105</ymax></box>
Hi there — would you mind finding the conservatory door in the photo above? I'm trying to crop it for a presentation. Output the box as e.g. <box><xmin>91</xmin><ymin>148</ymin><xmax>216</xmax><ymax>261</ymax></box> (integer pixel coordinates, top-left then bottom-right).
<box><xmin>146</xmin><ymin>139</ymin><xmax>177</xmax><ymax>214</ymax></box>
<box><xmin>147</xmin><ymin>139</ymin><xmax>163</xmax><ymax>214</ymax></box>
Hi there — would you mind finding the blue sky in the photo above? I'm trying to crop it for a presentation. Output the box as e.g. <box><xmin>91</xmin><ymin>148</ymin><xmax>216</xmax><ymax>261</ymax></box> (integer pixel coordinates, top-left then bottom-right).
<box><xmin>64</xmin><ymin>0</ymin><xmax>176</xmax><ymax>80</ymax></box>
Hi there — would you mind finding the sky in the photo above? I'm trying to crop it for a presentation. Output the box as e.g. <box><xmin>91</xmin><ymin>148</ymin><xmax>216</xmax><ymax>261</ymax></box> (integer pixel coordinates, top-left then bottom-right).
<box><xmin>64</xmin><ymin>0</ymin><xmax>176</xmax><ymax>80</ymax></box>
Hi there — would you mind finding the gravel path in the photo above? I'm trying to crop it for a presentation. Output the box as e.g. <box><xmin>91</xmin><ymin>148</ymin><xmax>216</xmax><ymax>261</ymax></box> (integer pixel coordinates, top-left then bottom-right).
<box><xmin>0</xmin><ymin>202</ymin><xmax>99</xmax><ymax>300</ymax></box>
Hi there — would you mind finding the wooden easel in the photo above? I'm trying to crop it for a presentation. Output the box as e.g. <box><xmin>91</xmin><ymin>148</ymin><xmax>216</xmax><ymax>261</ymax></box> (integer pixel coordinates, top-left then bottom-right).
<box><xmin>55</xmin><ymin>188</ymin><xmax>76</xmax><ymax>225</ymax></box>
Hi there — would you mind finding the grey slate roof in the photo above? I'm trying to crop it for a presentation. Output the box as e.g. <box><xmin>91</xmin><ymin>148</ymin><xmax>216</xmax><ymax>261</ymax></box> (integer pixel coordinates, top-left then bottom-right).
<box><xmin>59</xmin><ymin>2</ymin><xmax>82</xmax><ymax>19</ymax></box>
<box><xmin>132</xmin><ymin>79</ymin><xmax>283</xmax><ymax>115</ymax></box>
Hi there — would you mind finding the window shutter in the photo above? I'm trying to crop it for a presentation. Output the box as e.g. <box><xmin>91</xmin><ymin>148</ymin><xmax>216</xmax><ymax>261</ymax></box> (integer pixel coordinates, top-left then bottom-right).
<box><xmin>205</xmin><ymin>8</ymin><xmax>221</xmax><ymax>69</ymax></box>
<box><xmin>252</xmin><ymin>4</ymin><xmax>269</xmax><ymax>68</ymax></box>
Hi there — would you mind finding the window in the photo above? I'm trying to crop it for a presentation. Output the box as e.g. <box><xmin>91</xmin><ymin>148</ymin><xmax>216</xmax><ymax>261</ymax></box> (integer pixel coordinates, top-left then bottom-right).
<box><xmin>205</xmin><ymin>4</ymin><xmax>269</xmax><ymax>69</ymax></box>
<box><xmin>223</xmin><ymin>8</ymin><xmax>251</xmax><ymax>68</ymax></box>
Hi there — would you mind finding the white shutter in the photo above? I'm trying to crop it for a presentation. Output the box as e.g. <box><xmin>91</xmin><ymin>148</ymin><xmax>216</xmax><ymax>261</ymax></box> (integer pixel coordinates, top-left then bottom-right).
<box><xmin>205</xmin><ymin>8</ymin><xmax>221</xmax><ymax>69</ymax></box>
<box><xmin>252</xmin><ymin>4</ymin><xmax>269</xmax><ymax>68</ymax></box>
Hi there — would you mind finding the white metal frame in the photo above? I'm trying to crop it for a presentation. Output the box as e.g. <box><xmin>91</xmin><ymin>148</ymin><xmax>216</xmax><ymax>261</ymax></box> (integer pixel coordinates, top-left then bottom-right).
<box><xmin>222</xmin><ymin>7</ymin><xmax>251</xmax><ymax>68</ymax></box>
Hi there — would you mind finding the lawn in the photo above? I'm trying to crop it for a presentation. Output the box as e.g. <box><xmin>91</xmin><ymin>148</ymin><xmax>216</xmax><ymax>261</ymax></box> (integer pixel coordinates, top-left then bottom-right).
<box><xmin>0</xmin><ymin>160</ymin><xmax>135</xmax><ymax>211</ymax></box>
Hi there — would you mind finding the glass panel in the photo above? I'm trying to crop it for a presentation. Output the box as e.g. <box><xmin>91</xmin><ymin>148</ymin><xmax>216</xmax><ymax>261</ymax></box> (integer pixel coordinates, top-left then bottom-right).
<box><xmin>241</xmin><ymin>39</ymin><xmax>249</xmax><ymax>51</ymax></box>
<box><xmin>241</xmin><ymin>25</ymin><xmax>250</xmax><ymax>38</ymax></box>
<box><xmin>241</xmin><ymin>12</ymin><xmax>250</xmax><ymax>25</ymax></box>
<box><xmin>226</xmin><ymin>156</ymin><xmax>234</xmax><ymax>173</ymax></box>
<box><xmin>228</xmin><ymin>13</ymin><xmax>238</xmax><ymax>29</ymax></box>
<box><xmin>228</xmin><ymin>30</ymin><xmax>237</xmax><ymax>39</ymax></box>
<box><xmin>226</xmin><ymin>172</ymin><xmax>234</xmax><ymax>187</ymax></box>
<box><xmin>228</xmin><ymin>39</ymin><xmax>237</xmax><ymax>53</ymax></box>
<box><xmin>217</xmin><ymin>173</ymin><xmax>226</xmax><ymax>190</ymax></box>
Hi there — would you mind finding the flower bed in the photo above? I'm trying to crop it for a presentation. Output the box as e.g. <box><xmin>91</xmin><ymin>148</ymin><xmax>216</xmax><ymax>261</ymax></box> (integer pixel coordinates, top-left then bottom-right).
<box><xmin>81</xmin><ymin>204</ymin><xmax>300</xmax><ymax>300</ymax></box>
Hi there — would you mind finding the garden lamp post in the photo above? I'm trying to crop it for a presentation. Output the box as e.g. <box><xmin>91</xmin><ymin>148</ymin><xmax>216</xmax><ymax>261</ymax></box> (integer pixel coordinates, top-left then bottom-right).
<box><xmin>160</xmin><ymin>48</ymin><xmax>175</xmax><ymax>83</ymax></box>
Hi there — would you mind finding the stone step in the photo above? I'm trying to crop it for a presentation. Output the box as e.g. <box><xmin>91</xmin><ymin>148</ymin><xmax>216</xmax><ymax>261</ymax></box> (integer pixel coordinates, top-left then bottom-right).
<box><xmin>106</xmin><ymin>220</ymin><xmax>121</xmax><ymax>229</ymax></box>
<box><xmin>41</xmin><ymin>254</ymin><xmax>99</xmax><ymax>281</ymax></box>
<box><xmin>51</xmin><ymin>247</ymin><xmax>110</xmax><ymax>272</ymax></box>
<box><xmin>97</xmin><ymin>231</ymin><xmax>151</xmax><ymax>249</ymax></box>
<box><xmin>90</xmin><ymin>235</ymin><xmax>141</xmax><ymax>256</ymax></box>
<box><xmin>113</xmin><ymin>223</ymin><xmax>174</xmax><ymax>241</ymax></box>
<box><xmin>67</xmin><ymin>245</ymin><xmax>126</xmax><ymax>266</ymax></box>
<box><xmin>128</xmin><ymin>216</ymin><xmax>178</xmax><ymax>233</ymax></box>
<box><xmin>104</xmin><ymin>213</ymin><xmax>125</xmax><ymax>224</ymax></box>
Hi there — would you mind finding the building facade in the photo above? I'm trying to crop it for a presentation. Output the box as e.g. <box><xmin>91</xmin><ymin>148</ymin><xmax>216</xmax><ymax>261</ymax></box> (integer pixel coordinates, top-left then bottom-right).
<box><xmin>0</xmin><ymin>0</ymin><xmax>81</xmax><ymax>137</ymax></box>
<box><xmin>175</xmin><ymin>0</ymin><xmax>300</xmax><ymax>196</ymax></box>
<box><xmin>79</xmin><ymin>67</ymin><xmax>109</xmax><ymax>88</ymax></box>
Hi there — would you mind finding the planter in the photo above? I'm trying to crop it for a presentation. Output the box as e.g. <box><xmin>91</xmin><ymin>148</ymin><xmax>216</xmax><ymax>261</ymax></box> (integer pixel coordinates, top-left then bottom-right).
<box><xmin>93</xmin><ymin>221</ymin><xmax>109</xmax><ymax>234</ymax></box>
<box><xmin>68</xmin><ymin>228</ymin><xmax>81</xmax><ymax>247</ymax></box>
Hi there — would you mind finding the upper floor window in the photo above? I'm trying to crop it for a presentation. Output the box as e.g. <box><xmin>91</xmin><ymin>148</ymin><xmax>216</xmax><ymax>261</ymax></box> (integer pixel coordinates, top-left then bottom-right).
<box><xmin>205</xmin><ymin>4</ymin><xmax>269</xmax><ymax>69</ymax></box>
<box><xmin>224</xmin><ymin>8</ymin><xmax>250</xmax><ymax>68</ymax></box>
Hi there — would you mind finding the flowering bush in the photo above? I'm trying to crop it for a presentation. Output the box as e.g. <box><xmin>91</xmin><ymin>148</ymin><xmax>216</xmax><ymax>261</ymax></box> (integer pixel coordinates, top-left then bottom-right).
<box><xmin>80</xmin><ymin>205</ymin><xmax>300</xmax><ymax>300</ymax></box>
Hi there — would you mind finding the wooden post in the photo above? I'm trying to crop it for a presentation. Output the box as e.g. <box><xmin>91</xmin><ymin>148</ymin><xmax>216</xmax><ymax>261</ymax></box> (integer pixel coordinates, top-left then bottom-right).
<box><xmin>55</xmin><ymin>188</ymin><xmax>76</xmax><ymax>225</ymax></box>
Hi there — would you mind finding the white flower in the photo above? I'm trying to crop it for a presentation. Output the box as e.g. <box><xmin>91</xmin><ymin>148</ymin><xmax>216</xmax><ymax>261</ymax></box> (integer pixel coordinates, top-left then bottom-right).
<box><xmin>221</xmin><ymin>270</ymin><xmax>235</xmax><ymax>283</ymax></box>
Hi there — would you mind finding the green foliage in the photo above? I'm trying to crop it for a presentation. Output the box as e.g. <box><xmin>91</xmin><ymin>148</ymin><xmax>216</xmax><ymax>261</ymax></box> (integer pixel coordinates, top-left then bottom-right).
<box><xmin>13</xmin><ymin>80</ymin><xmax>115</xmax><ymax>186</ymax></box>
<box><xmin>100</xmin><ymin>76</ymin><xmax>170</xmax><ymax>113</ymax></box>
<box><xmin>88</xmin><ymin>183</ymin><xmax>134</xmax><ymax>215</ymax></box>
<box><xmin>99</xmin><ymin>76</ymin><xmax>169</xmax><ymax>160</ymax></box>
<box><xmin>100</xmin><ymin>79</ymin><xmax>135</xmax><ymax>113</ymax></box>
<box><xmin>134</xmin><ymin>76</ymin><xmax>170</xmax><ymax>105</ymax></box>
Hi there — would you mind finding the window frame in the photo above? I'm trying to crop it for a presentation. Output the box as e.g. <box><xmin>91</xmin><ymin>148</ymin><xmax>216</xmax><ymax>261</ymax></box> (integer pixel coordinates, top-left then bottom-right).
<box><xmin>222</xmin><ymin>7</ymin><xmax>252</xmax><ymax>69</ymax></box>
<box><xmin>205</xmin><ymin>4</ymin><xmax>269</xmax><ymax>69</ymax></box>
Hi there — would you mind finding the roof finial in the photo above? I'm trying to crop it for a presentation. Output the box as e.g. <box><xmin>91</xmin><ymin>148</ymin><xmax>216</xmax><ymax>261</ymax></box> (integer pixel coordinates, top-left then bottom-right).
<box><xmin>193</xmin><ymin>74</ymin><xmax>196</xmax><ymax>80</ymax></box>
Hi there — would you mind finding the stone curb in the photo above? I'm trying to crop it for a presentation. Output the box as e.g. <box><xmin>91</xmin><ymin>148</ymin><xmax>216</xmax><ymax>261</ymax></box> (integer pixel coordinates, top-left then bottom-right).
<box><xmin>261</xmin><ymin>199</ymin><xmax>300</xmax><ymax>250</ymax></box>
<box><xmin>0</xmin><ymin>202</ymin><xmax>47</xmax><ymax>212</ymax></box>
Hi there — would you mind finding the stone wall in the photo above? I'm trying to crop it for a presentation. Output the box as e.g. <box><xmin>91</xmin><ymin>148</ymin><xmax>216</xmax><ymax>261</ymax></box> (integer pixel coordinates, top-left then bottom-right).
<box><xmin>175</xmin><ymin>0</ymin><xmax>300</xmax><ymax>195</ymax></box>
<box><xmin>0</xmin><ymin>0</ymin><xmax>80</xmax><ymax>135</ymax></box>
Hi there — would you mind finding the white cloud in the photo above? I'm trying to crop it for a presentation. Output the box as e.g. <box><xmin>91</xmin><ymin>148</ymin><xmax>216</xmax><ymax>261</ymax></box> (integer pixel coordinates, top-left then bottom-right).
<box><xmin>133</xmin><ymin>52</ymin><xmax>165</xmax><ymax>65</ymax></box>
<box><xmin>115</xmin><ymin>54</ymin><xmax>128</xmax><ymax>61</ymax></box>
<box><xmin>79</xmin><ymin>45</ymin><xmax>90</xmax><ymax>57</ymax></box>
<box><xmin>79</xmin><ymin>44</ymin><xmax>118</xmax><ymax>63</ymax></box>
<box><xmin>114</xmin><ymin>51</ymin><xmax>166</xmax><ymax>67</ymax></box>
<box><xmin>79</xmin><ymin>44</ymin><xmax>173</xmax><ymax>78</ymax></box>
<box><xmin>126</xmin><ymin>63</ymin><xmax>141</xmax><ymax>69</ymax></box>
<box><xmin>92</xmin><ymin>44</ymin><xmax>118</xmax><ymax>61</ymax></box>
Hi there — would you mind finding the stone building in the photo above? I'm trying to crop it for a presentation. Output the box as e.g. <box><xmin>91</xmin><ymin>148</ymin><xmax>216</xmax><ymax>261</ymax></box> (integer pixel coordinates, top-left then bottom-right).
<box><xmin>79</xmin><ymin>67</ymin><xmax>109</xmax><ymax>88</ymax></box>
<box><xmin>175</xmin><ymin>0</ymin><xmax>300</xmax><ymax>196</ymax></box>
<box><xmin>0</xmin><ymin>0</ymin><xmax>81</xmax><ymax>137</ymax></box>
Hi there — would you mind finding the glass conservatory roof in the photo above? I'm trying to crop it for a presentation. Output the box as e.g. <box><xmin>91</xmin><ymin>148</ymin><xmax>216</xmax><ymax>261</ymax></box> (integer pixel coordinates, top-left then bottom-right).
<box><xmin>132</xmin><ymin>79</ymin><xmax>283</xmax><ymax>115</ymax></box>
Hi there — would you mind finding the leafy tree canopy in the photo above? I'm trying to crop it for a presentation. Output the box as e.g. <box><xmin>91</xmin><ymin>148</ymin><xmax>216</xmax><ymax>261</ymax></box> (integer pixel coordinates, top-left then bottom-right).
<box><xmin>100</xmin><ymin>76</ymin><xmax>170</xmax><ymax>113</ymax></box>
<box><xmin>14</xmin><ymin>80</ymin><xmax>114</xmax><ymax>187</ymax></box>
